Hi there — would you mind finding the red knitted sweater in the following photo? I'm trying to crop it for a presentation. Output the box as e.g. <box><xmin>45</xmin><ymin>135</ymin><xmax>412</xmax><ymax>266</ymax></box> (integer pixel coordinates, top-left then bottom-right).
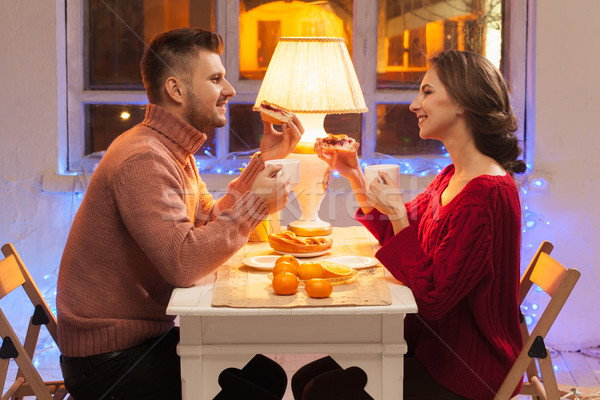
<box><xmin>356</xmin><ymin>165</ymin><xmax>523</xmax><ymax>400</ymax></box>
<box><xmin>57</xmin><ymin>104</ymin><xmax>268</xmax><ymax>357</ymax></box>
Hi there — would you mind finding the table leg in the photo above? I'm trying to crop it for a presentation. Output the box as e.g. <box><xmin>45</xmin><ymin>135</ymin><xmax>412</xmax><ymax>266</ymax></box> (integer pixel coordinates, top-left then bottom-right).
<box><xmin>178</xmin><ymin>317</ymin><xmax>204</xmax><ymax>400</ymax></box>
<box><xmin>382</xmin><ymin>313</ymin><xmax>407</xmax><ymax>399</ymax></box>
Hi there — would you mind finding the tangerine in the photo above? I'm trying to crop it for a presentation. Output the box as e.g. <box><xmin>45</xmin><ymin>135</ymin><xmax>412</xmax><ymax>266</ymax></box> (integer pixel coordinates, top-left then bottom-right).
<box><xmin>297</xmin><ymin>262</ymin><xmax>325</xmax><ymax>280</ymax></box>
<box><xmin>305</xmin><ymin>279</ymin><xmax>333</xmax><ymax>298</ymax></box>
<box><xmin>272</xmin><ymin>271</ymin><xmax>299</xmax><ymax>295</ymax></box>
<box><xmin>272</xmin><ymin>261</ymin><xmax>298</xmax><ymax>276</ymax></box>
<box><xmin>276</xmin><ymin>254</ymin><xmax>300</xmax><ymax>268</ymax></box>
<box><xmin>322</xmin><ymin>262</ymin><xmax>354</xmax><ymax>278</ymax></box>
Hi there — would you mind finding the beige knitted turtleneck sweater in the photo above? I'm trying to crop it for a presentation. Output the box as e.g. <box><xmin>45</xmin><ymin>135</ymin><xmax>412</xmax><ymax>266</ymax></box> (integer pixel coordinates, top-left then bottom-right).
<box><xmin>57</xmin><ymin>104</ymin><xmax>268</xmax><ymax>357</ymax></box>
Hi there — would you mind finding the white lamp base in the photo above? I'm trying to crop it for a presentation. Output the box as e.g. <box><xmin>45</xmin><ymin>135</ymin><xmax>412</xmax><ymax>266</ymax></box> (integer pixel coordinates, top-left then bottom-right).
<box><xmin>288</xmin><ymin>218</ymin><xmax>332</xmax><ymax>237</ymax></box>
<box><xmin>285</xmin><ymin>132</ymin><xmax>332</xmax><ymax>236</ymax></box>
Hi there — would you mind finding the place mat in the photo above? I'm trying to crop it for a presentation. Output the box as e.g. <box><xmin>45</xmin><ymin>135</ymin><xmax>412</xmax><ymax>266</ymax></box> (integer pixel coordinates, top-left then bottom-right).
<box><xmin>211</xmin><ymin>227</ymin><xmax>392</xmax><ymax>308</ymax></box>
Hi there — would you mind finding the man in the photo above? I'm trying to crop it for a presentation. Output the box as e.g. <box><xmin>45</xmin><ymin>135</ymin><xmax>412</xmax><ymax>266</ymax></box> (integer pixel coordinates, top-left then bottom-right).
<box><xmin>56</xmin><ymin>27</ymin><xmax>303</xmax><ymax>399</ymax></box>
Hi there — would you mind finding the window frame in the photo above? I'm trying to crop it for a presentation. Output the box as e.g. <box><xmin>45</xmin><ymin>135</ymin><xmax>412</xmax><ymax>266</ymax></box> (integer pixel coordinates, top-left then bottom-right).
<box><xmin>63</xmin><ymin>0</ymin><xmax>529</xmax><ymax>173</ymax></box>
<box><xmin>65</xmin><ymin>0</ymin><xmax>148</xmax><ymax>173</ymax></box>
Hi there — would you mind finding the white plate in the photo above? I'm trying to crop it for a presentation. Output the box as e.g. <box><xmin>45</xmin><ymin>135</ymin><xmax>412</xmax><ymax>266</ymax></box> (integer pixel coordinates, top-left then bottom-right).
<box><xmin>323</xmin><ymin>256</ymin><xmax>380</xmax><ymax>269</ymax></box>
<box><xmin>272</xmin><ymin>249</ymin><xmax>331</xmax><ymax>258</ymax></box>
<box><xmin>241</xmin><ymin>255</ymin><xmax>280</xmax><ymax>270</ymax></box>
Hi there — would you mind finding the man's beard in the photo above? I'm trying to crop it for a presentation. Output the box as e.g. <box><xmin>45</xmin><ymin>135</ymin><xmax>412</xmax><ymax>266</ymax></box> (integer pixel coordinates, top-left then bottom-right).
<box><xmin>183</xmin><ymin>93</ymin><xmax>226</xmax><ymax>132</ymax></box>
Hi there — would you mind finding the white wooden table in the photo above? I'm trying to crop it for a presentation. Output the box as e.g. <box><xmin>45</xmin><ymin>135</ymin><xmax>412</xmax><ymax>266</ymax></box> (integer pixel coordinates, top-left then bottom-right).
<box><xmin>167</xmin><ymin>227</ymin><xmax>418</xmax><ymax>399</ymax></box>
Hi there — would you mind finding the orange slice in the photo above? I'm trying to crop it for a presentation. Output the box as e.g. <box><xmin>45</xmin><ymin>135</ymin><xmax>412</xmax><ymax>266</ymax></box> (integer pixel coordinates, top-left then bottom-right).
<box><xmin>321</xmin><ymin>262</ymin><xmax>354</xmax><ymax>278</ymax></box>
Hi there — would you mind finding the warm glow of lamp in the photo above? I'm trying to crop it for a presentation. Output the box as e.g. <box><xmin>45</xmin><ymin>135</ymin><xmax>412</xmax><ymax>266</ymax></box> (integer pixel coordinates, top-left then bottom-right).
<box><xmin>254</xmin><ymin>37</ymin><xmax>367</xmax><ymax>236</ymax></box>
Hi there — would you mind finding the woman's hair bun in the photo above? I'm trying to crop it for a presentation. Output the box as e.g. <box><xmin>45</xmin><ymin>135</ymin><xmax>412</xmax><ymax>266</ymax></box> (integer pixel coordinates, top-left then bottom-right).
<box><xmin>508</xmin><ymin>159</ymin><xmax>527</xmax><ymax>174</ymax></box>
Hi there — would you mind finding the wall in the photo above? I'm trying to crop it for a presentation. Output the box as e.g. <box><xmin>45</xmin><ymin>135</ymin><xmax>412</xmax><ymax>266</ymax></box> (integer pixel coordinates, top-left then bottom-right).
<box><xmin>0</xmin><ymin>0</ymin><xmax>598</xmax><ymax>366</ymax></box>
<box><xmin>525</xmin><ymin>0</ymin><xmax>600</xmax><ymax>349</ymax></box>
<box><xmin>0</xmin><ymin>0</ymin><xmax>71</xmax><ymax>374</ymax></box>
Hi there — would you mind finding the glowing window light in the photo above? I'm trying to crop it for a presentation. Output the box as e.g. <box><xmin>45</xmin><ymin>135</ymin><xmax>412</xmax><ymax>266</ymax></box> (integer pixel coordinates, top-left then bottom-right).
<box><xmin>239</xmin><ymin>1</ymin><xmax>349</xmax><ymax>80</ymax></box>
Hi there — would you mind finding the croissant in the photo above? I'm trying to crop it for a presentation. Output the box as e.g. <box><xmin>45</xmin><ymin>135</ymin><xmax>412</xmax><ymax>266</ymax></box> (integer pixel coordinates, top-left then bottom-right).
<box><xmin>268</xmin><ymin>230</ymin><xmax>333</xmax><ymax>254</ymax></box>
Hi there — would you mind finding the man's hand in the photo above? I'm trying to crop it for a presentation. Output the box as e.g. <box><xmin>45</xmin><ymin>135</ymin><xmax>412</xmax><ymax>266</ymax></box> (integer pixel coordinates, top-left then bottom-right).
<box><xmin>251</xmin><ymin>164</ymin><xmax>292</xmax><ymax>214</ymax></box>
<box><xmin>260</xmin><ymin>115</ymin><xmax>304</xmax><ymax>161</ymax></box>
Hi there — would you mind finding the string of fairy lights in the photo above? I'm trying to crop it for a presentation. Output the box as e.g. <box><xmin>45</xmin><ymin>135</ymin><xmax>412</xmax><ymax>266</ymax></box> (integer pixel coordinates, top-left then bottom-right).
<box><xmin>30</xmin><ymin>155</ymin><xmax>555</xmax><ymax>373</ymax></box>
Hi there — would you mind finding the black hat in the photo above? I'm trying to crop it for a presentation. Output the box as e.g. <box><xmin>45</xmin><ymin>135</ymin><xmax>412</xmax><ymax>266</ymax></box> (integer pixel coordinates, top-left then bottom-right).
<box><xmin>213</xmin><ymin>354</ymin><xmax>287</xmax><ymax>400</ymax></box>
<box><xmin>291</xmin><ymin>356</ymin><xmax>374</xmax><ymax>400</ymax></box>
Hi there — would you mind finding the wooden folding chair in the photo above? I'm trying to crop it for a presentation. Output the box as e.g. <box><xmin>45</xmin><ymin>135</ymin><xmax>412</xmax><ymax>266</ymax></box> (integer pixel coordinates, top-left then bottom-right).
<box><xmin>0</xmin><ymin>243</ymin><xmax>68</xmax><ymax>400</ymax></box>
<box><xmin>495</xmin><ymin>241</ymin><xmax>581</xmax><ymax>400</ymax></box>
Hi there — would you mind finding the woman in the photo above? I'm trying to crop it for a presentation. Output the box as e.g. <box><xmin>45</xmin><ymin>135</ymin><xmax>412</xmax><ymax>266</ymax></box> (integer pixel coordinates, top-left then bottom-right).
<box><xmin>315</xmin><ymin>50</ymin><xmax>526</xmax><ymax>400</ymax></box>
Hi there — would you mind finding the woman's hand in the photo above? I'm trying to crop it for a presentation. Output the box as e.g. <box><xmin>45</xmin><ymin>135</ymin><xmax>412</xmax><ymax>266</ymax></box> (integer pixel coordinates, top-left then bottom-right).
<box><xmin>260</xmin><ymin>115</ymin><xmax>304</xmax><ymax>162</ymax></box>
<box><xmin>314</xmin><ymin>140</ymin><xmax>374</xmax><ymax>213</ymax></box>
<box><xmin>367</xmin><ymin>171</ymin><xmax>410</xmax><ymax>233</ymax></box>
<box><xmin>314</xmin><ymin>140</ymin><xmax>361</xmax><ymax>180</ymax></box>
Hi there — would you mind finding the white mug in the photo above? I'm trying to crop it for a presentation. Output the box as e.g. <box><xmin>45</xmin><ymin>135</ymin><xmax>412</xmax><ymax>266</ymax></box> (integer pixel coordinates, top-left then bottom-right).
<box><xmin>264</xmin><ymin>158</ymin><xmax>300</xmax><ymax>189</ymax></box>
<box><xmin>364</xmin><ymin>164</ymin><xmax>400</xmax><ymax>187</ymax></box>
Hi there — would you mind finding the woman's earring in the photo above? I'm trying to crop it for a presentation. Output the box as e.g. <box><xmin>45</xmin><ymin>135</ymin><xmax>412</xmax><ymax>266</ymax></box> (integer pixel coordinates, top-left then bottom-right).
<box><xmin>457</xmin><ymin>108</ymin><xmax>463</xmax><ymax>114</ymax></box>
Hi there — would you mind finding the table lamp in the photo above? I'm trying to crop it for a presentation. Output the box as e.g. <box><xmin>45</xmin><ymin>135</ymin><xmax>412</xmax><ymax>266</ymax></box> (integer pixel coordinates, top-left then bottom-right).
<box><xmin>253</xmin><ymin>37</ymin><xmax>367</xmax><ymax>236</ymax></box>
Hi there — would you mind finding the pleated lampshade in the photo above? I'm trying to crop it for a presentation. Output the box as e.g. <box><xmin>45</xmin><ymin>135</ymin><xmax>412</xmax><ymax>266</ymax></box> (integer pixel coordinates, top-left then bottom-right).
<box><xmin>253</xmin><ymin>37</ymin><xmax>367</xmax><ymax>115</ymax></box>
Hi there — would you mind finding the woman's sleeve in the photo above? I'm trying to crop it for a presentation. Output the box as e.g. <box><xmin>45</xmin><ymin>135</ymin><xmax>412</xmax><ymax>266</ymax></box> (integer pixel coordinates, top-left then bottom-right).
<box><xmin>376</xmin><ymin>204</ymin><xmax>493</xmax><ymax>320</ymax></box>
<box><xmin>355</xmin><ymin>208</ymin><xmax>394</xmax><ymax>244</ymax></box>
<box><xmin>354</xmin><ymin>190</ymin><xmax>433</xmax><ymax>245</ymax></box>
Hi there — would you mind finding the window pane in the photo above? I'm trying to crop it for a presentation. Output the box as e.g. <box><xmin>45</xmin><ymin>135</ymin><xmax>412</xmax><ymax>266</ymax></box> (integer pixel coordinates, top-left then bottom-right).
<box><xmin>324</xmin><ymin>114</ymin><xmax>362</xmax><ymax>155</ymax></box>
<box><xmin>375</xmin><ymin>104</ymin><xmax>445</xmax><ymax>155</ymax></box>
<box><xmin>228</xmin><ymin>104</ymin><xmax>363</xmax><ymax>154</ymax></box>
<box><xmin>87</xmin><ymin>0</ymin><xmax>216</xmax><ymax>90</ymax></box>
<box><xmin>84</xmin><ymin>104</ymin><xmax>147</xmax><ymax>154</ymax></box>
<box><xmin>376</xmin><ymin>0</ymin><xmax>503</xmax><ymax>88</ymax></box>
<box><xmin>84</xmin><ymin>104</ymin><xmax>215</xmax><ymax>156</ymax></box>
<box><xmin>239</xmin><ymin>0</ymin><xmax>354</xmax><ymax>80</ymax></box>
<box><xmin>229</xmin><ymin>104</ymin><xmax>264</xmax><ymax>152</ymax></box>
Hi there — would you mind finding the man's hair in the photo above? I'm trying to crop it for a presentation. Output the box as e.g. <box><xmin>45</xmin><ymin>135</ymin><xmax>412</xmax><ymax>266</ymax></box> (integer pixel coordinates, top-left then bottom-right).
<box><xmin>140</xmin><ymin>27</ymin><xmax>223</xmax><ymax>104</ymax></box>
<box><xmin>429</xmin><ymin>50</ymin><xmax>526</xmax><ymax>174</ymax></box>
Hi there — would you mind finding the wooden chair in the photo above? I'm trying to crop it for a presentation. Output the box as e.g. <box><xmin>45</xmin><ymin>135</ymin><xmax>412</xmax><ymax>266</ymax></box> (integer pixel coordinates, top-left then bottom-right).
<box><xmin>0</xmin><ymin>243</ymin><xmax>68</xmax><ymax>400</ymax></box>
<box><xmin>495</xmin><ymin>241</ymin><xmax>581</xmax><ymax>400</ymax></box>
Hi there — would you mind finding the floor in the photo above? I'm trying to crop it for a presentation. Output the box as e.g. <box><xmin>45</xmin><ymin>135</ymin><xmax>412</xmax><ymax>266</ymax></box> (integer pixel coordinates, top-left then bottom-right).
<box><xmin>6</xmin><ymin>349</ymin><xmax>600</xmax><ymax>399</ymax></box>
<box><xmin>268</xmin><ymin>350</ymin><xmax>600</xmax><ymax>399</ymax></box>
<box><xmin>547</xmin><ymin>348</ymin><xmax>600</xmax><ymax>399</ymax></box>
